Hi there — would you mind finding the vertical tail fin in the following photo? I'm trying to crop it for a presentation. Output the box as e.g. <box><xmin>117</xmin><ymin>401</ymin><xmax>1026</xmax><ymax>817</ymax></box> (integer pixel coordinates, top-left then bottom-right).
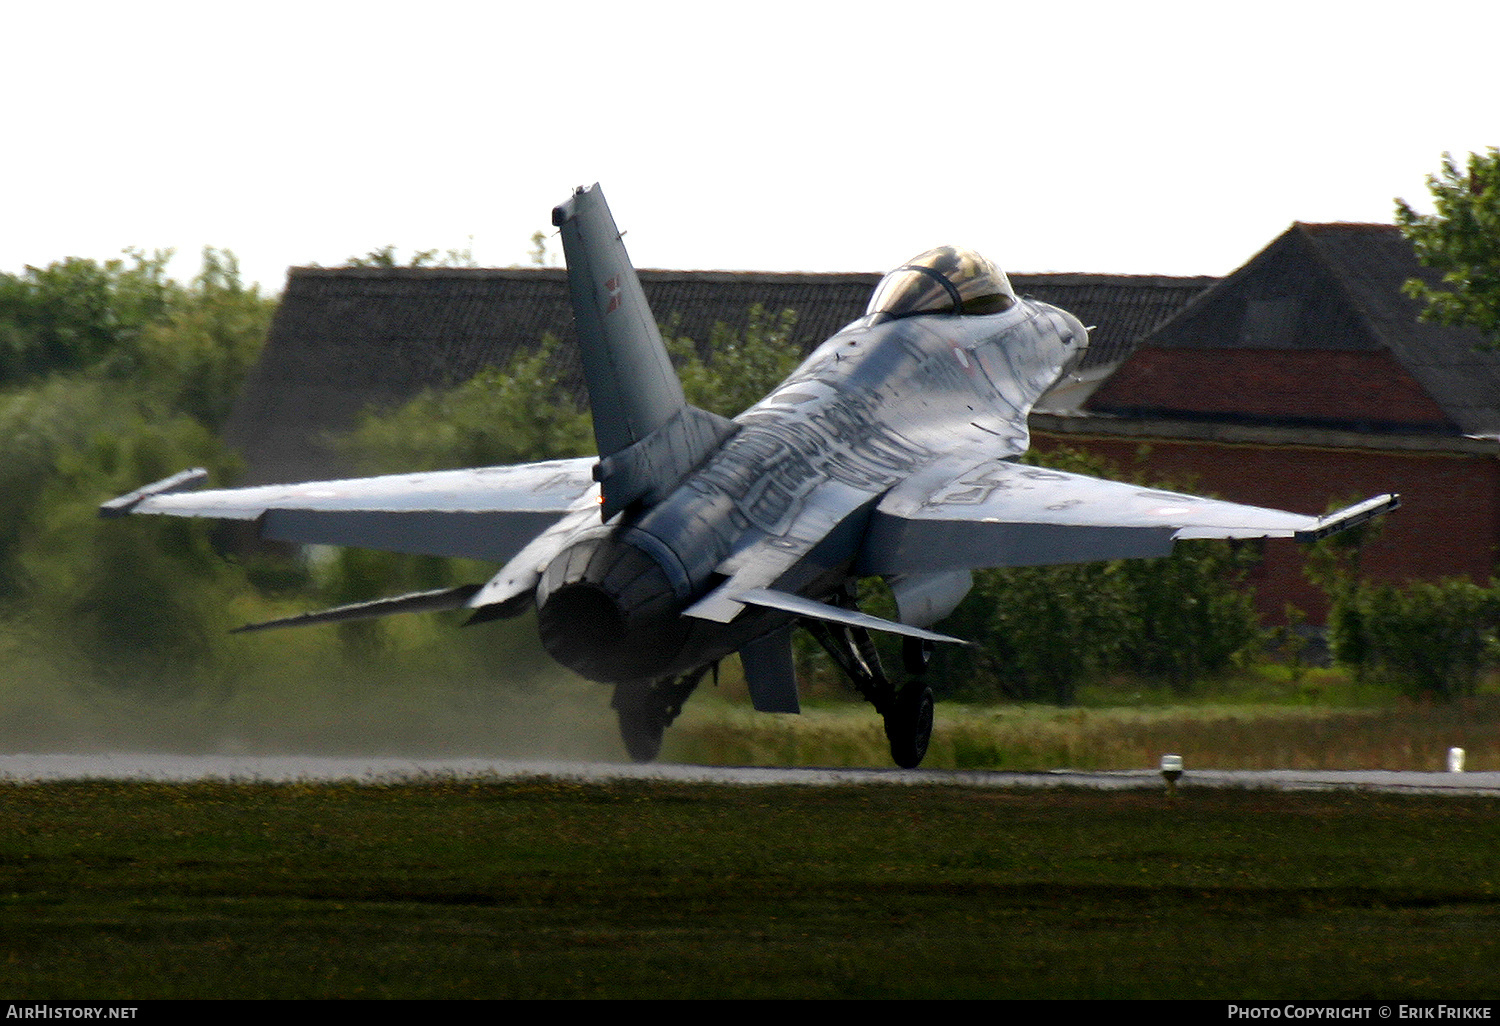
<box><xmin>552</xmin><ymin>184</ymin><xmax>684</xmax><ymax>457</ymax></box>
<box><xmin>552</xmin><ymin>185</ymin><xmax>734</xmax><ymax>519</ymax></box>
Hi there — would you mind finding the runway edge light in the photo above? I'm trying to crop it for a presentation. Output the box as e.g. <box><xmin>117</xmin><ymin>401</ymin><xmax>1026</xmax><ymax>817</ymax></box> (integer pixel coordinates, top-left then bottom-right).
<box><xmin>1161</xmin><ymin>754</ymin><xmax>1184</xmax><ymax>794</ymax></box>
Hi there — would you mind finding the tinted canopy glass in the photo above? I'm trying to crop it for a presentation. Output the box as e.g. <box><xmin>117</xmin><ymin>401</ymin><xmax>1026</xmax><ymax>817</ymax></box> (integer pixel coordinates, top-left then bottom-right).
<box><xmin>865</xmin><ymin>246</ymin><xmax>1016</xmax><ymax>319</ymax></box>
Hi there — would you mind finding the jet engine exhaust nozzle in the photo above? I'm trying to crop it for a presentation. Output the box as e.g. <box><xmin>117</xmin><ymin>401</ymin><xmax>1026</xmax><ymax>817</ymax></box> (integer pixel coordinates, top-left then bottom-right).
<box><xmin>535</xmin><ymin>531</ymin><xmax>690</xmax><ymax>684</ymax></box>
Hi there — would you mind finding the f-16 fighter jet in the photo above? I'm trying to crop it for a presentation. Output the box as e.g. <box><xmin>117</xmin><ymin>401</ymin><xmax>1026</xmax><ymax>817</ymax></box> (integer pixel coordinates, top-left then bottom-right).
<box><xmin>103</xmin><ymin>185</ymin><xmax>1397</xmax><ymax>767</ymax></box>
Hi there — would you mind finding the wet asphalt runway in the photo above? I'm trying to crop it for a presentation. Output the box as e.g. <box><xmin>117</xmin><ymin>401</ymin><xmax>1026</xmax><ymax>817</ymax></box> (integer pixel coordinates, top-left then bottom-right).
<box><xmin>1</xmin><ymin>754</ymin><xmax>1497</xmax><ymax>796</ymax></box>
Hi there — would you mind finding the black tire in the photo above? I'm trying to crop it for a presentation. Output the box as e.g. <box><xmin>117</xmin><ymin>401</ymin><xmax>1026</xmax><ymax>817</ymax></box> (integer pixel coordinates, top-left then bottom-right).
<box><xmin>884</xmin><ymin>683</ymin><xmax>934</xmax><ymax>769</ymax></box>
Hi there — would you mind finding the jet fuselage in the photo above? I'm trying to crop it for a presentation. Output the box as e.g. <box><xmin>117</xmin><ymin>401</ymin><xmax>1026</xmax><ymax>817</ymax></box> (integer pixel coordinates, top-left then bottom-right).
<box><xmin>533</xmin><ymin>297</ymin><xmax>1089</xmax><ymax>683</ymax></box>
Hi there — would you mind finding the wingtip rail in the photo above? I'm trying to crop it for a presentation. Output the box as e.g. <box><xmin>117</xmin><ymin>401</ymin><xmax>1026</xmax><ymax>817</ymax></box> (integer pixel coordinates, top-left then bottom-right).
<box><xmin>1294</xmin><ymin>493</ymin><xmax>1401</xmax><ymax>543</ymax></box>
<box><xmin>99</xmin><ymin>468</ymin><xmax>209</xmax><ymax>519</ymax></box>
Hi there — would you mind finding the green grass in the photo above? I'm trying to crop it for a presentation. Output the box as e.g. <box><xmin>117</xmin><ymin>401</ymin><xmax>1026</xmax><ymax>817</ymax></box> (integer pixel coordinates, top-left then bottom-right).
<box><xmin>663</xmin><ymin>692</ymin><xmax>1500</xmax><ymax>772</ymax></box>
<box><xmin>1</xmin><ymin>779</ymin><xmax>1497</xmax><ymax>998</ymax></box>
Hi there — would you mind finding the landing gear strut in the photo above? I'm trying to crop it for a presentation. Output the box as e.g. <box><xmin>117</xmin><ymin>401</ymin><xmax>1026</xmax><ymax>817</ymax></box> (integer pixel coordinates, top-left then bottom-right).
<box><xmin>611</xmin><ymin>668</ymin><xmax>705</xmax><ymax>763</ymax></box>
<box><xmin>803</xmin><ymin>589</ymin><xmax>935</xmax><ymax>769</ymax></box>
<box><xmin>903</xmin><ymin>636</ymin><xmax>934</xmax><ymax>676</ymax></box>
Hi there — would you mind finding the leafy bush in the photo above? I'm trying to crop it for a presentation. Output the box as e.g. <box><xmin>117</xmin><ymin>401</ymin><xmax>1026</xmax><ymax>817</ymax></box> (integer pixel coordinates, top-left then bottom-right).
<box><xmin>1328</xmin><ymin>578</ymin><xmax>1500</xmax><ymax>700</ymax></box>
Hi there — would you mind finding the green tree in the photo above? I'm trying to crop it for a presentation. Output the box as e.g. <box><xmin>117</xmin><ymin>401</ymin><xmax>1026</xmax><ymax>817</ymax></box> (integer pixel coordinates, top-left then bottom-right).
<box><xmin>1327</xmin><ymin>578</ymin><xmax>1500</xmax><ymax>700</ymax></box>
<box><xmin>1111</xmin><ymin>539</ymin><xmax>1260</xmax><ymax>691</ymax></box>
<box><xmin>1395</xmin><ymin>147</ymin><xmax>1500</xmax><ymax>347</ymax></box>
<box><xmin>951</xmin><ymin>560</ymin><xmax>1131</xmax><ymax>705</ymax></box>
<box><xmin>666</xmin><ymin>305</ymin><xmax>803</xmax><ymax>418</ymax></box>
<box><xmin>125</xmin><ymin>248</ymin><xmax>276</xmax><ymax>431</ymax></box>
<box><xmin>340</xmin><ymin>333</ymin><xmax>592</xmax><ymax>472</ymax></box>
<box><xmin>0</xmin><ymin>248</ymin><xmax>272</xmax><ymax>415</ymax></box>
<box><xmin>0</xmin><ymin>250</ymin><xmax>173</xmax><ymax>383</ymax></box>
<box><xmin>332</xmin><ymin>330</ymin><xmax>590</xmax><ymax>652</ymax></box>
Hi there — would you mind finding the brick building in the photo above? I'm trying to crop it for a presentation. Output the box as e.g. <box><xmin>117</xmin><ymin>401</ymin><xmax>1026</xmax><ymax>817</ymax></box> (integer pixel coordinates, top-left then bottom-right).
<box><xmin>1033</xmin><ymin>223</ymin><xmax>1500</xmax><ymax>620</ymax></box>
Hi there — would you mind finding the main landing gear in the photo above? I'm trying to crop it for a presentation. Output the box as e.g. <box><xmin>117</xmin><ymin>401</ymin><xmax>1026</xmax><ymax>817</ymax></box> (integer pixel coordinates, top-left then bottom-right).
<box><xmin>803</xmin><ymin>590</ymin><xmax>936</xmax><ymax>769</ymax></box>
<box><xmin>608</xmin><ymin>592</ymin><xmax>937</xmax><ymax>769</ymax></box>
<box><xmin>611</xmin><ymin>668</ymin><xmax>706</xmax><ymax>763</ymax></box>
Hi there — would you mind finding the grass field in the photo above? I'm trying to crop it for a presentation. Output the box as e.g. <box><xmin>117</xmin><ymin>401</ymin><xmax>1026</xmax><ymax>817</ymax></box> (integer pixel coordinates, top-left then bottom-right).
<box><xmin>2</xmin><ymin>777</ymin><xmax>1498</xmax><ymax>999</ymax></box>
<box><xmin>664</xmin><ymin>692</ymin><xmax>1500</xmax><ymax>772</ymax></box>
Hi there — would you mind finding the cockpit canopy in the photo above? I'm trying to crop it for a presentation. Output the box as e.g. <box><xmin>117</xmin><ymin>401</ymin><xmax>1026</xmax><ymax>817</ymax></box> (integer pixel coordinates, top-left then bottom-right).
<box><xmin>865</xmin><ymin>245</ymin><xmax>1016</xmax><ymax>320</ymax></box>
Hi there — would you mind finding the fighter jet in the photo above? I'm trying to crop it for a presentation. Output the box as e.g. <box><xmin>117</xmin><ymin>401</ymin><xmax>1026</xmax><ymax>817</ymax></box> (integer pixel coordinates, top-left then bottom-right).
<box><xmin>102</xmin><ymin>185</ymin><xmax>1397</xmax><ymax>767</ymax></box>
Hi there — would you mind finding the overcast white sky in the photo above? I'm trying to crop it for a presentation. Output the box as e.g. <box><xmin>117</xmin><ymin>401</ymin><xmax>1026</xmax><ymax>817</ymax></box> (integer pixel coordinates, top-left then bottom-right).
<box><xmin>4</xmin><ymin>0</ymin><xmax>1495</xmax><ymax>292</ymax></box>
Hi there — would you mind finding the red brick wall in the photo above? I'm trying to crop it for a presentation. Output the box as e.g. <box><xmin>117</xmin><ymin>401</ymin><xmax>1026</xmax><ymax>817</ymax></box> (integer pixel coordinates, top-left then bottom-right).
<box><xmin>1031</xmin><ymin>431</ymin><xmax>1500</xmax><ymax>623</ymax></box>
<box><xmin>1088</xmin><ymin>349</ymin><xmax>1452</xmax><ymax>429</ymax></box>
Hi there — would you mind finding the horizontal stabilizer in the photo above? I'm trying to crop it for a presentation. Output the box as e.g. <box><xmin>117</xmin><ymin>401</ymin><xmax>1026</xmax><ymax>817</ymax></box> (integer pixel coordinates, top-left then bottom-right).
<box><xmin>734</xmin><ymin>588</ymin><xmax>970</xmax><ymax>646</ymax></box>
<box><xmin>231</xmin><ymin>584</ymin><xmax>482</xmax><ymax>634</ymax></box>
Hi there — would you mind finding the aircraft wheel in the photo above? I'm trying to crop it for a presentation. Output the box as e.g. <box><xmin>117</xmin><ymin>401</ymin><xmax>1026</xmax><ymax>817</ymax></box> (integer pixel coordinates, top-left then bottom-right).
<box><xmin>884</xmin><ymin>683</ymin><xmax>934</xmax><ymax>769</ymax></box>
<box><xmin>611</xmin><ymin>685</ymin><xmax>665</xmax><ymax>763</ymax></box>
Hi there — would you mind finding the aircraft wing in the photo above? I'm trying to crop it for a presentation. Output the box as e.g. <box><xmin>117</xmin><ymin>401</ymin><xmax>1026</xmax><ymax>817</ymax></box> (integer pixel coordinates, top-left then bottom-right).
<box><xmin>100</xmin><ymin>458</ymin><xmax>600</xmax><ymax>563</ymax></box>
<box><xmin>857</xmin><ymin>457</ymin><xmax>1398</xmax><ymax>575</ymax></box>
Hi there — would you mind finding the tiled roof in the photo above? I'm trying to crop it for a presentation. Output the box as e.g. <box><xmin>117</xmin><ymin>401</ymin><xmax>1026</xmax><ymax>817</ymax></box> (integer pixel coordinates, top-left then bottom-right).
<box><xmin>1089</xmin><ymin>223</ymin><xmax>1500</xmax><ymax>437</ymax></box>
<box><xmin>1013</xmin><ymin>274</ymin><xmax>1218</xmax><ymax>368</ymax></box>
<box><xmin>227</xmin><ymin>266</ymin><xmax>1210</xmax><ymax>481</ymax></box>
<box><xmin>1300</xmin><ymin>223</ymin><xmax>1500</xmax><ymax>438</ymax></box>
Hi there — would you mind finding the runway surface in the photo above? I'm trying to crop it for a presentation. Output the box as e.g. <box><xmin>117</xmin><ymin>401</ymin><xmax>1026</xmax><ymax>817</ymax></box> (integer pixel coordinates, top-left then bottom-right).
<box><xmin>1</xmin><ymin>754</ymin><xmax>1497</xmax><ymax>796</ymax></box>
